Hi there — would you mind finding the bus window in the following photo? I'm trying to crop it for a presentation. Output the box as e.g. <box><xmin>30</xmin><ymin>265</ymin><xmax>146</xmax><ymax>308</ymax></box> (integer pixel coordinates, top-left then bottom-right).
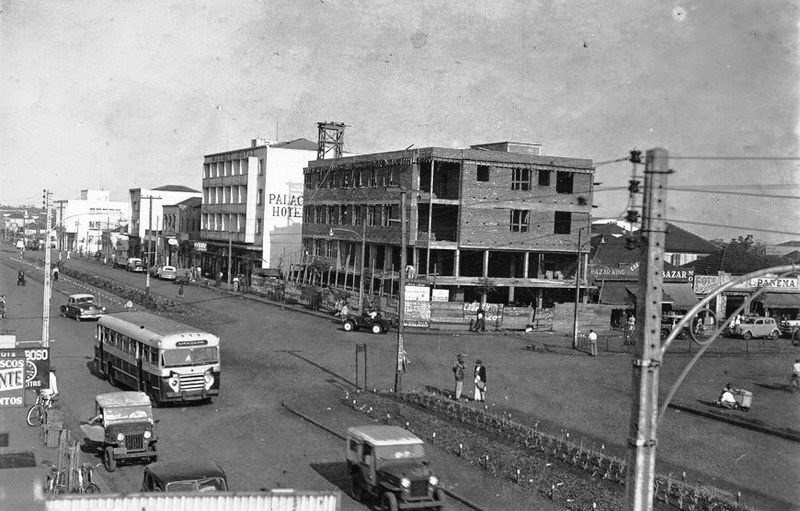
<box><xmin>162</xmin><ymin>347</ymin><xmax>219</xmax><ymax>367</ymax></box>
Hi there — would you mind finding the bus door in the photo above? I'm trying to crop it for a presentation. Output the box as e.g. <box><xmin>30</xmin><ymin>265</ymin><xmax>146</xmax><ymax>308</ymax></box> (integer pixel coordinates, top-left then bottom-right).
<box><xmin>136</xmin><ymin>342</ymin><xmax>145</xmax><ymax>391</ymax></box>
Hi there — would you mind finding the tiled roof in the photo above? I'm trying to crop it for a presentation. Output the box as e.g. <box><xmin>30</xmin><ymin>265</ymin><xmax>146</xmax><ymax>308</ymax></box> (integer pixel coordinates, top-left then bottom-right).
<box><xmin>682</xmin><ymin>248</ymin><xmax>771</xmax><ymax>275</ymax></box>
<box><xmin>152</xmin><ymin>185</ymin><xmax>200</xmax><ymax>193</ymax></box>
<box><xmin>591</xmin><ymin>221</ymin><xmax>717</xmax><ymax>254</ymax></box>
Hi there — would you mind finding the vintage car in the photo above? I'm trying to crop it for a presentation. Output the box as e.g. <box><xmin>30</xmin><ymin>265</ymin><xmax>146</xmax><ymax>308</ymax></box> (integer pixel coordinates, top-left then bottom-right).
<box><xmin>157</xmin><ymin>265</ymin><xmax>177</xmax><ymax>280</ymax></box>
<box><xmin>80</xmin><ymin>391</ymin><xmax>158</xmax><ymax>472</ymax></box>
<box><xmin>174</xmin><ymin>268</ymin><xmax>192</xmax><ymax>284</ymax></box>
<box><xmin>126</xmin><ymin>257</ymin><xmax>144</xmax><ymax>272</ymax></box>
<box><xmin>142</xmin><ymin>459</ymin><xmax>228</xmax><ymax>492</ymax></box>
<box><xmin>342</xmin><ymin>311</ymin><xmax>392</xmax><ymax>335</ymax></box>
<box><xmin>60</xmin><ymin>293</ymin><xmax>106</xmax><ymax>321</ymax></box>
<box><xmin>732</xmin><ymin>316</ymin><xmax>781</xmax><ymax>340</ymax></box>
<box><xmin>779</xmin><ymin>318</ymin><xmax>800</xmax><ymax>341</ymax></box>
<box><xmin>346</xmin><ymin>425</ymin><xmax>444</xmax><ymax>511</ymax></box>
<box><xmin>660</xmin><ymin>314</ymin><xmax>689</xmax><ymax>341</ymax></box>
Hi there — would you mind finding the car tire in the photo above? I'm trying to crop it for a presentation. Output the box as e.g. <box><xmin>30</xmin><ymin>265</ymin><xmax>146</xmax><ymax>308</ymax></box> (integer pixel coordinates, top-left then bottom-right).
<box><xmin>381</xmin><ymin>492</ymin><xmax>398</xmax><ymax>511</ymax></box>
<box><xmin>343</xmin><ymin>320</ymin><xmax>355</xmax><ymax>332</ymax></box>
<box><xmin>769</xmin><ymin>330</ymin><xmax>780</xmax><ymax>340</ymax></box>
<box><xmin>742</xmin><ymin>331</ymin><xmax>752</xmax><ymax>340</ymax></box>
<box><xmin>371</xmin><ymin>323</ymin><xmax>384</xmax><ymax>335</ymax></box>
<box><xmin>433</xmin><ymin>487</ymin><xmax>446</xmax><ymax>508</ymax></box>
<box><xmin>75</xmin><ymin>313</ymin><xmax>81</xmax><ymax>322</ymax></box>
<box><xmin>103</xmin><ymin>446</ymin><xmax>117</xmax><ymax>472</ymax></box>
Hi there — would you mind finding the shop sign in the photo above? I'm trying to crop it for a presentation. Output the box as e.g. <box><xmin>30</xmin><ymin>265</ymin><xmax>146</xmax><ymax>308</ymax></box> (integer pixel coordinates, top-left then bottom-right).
<box><xmin>193</xmin><ymin>242</ymin><xmax>207</xmax><ymax>252</ymax></box>
<box><xmin>405</xmin><ymin>285</ymin><xmax>431</xmax><ymax>302</ymax></box>
<box><xmin>747</xmin><ymin>277</ymin><xmax>797</xmax><ymax>289</ymax></box>
<box><xmin>168</xmin><ymin>237</ymin><xmax>179</xmax><ymax>246</ymax></box>
<box><xmin>0</xmin><ymin>349</ymin><xmax>26</xmax><ymax>407</ymax></box>
<box><xmin>23</xmin><ymin>348</ymin><xmax>50</xmax><ymax>391</ymax></box>
<box><xmin>694</xmin><ymin>275</ymin><xmax>720</xmax><ymax>294</ymax></box>
<box><xmin>431</xmin><ymin>289</ymin><xmax>449</xmax><ymax>302</ymax></box>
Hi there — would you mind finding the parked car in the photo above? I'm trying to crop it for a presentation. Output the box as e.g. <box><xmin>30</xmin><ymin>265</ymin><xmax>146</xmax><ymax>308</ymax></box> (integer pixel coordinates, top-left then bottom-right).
<box><xmin>175</xmin><ymin>268</ymin><xmax>192</xmax><ymax>284</ymax></box>
<box><xmin>779</xmin><ymin>318</ymin><xmax>800</xmax><ymax>341</ymax></box>
<box><xmin>732</xmin><ymin>316</ymin><xmax>781</xmax><ymax>340</ymax></box>
<box><xmin>157</xmin><ymin>265</ymin><xmax>177</xmax><ymax>280</ymax></box>
<box><xmin>346</xmin><ymin>425</ymin><xmax>444</xmax><ymax>510</ymax></box>
<box><xmin>342</xmin><ymin>311</ymin><xmax>392</xmax><ymax>335</ymax></box>
<box><xmin>60</xmin><ymin>293</ymin><xmax>106</xmax><ymax>321</ymax></box>
<box><xmin>142</xmin><ymin>459</ymin><xmax>228</xmax><ymax>492</ymax></box>
<box><xmin>126</xmin><ymin>257</ymin><xmax>144</xmax><ymax>272</ymax></box>
<box><xmin>80</xmin><ymin>391</ymin><xmax>158</xmax><ymax>472</ymax></box>
<box><xmin>660</xmin><ymin>314</ymin><xmax>689</xmax><ymax>341</ymax></box>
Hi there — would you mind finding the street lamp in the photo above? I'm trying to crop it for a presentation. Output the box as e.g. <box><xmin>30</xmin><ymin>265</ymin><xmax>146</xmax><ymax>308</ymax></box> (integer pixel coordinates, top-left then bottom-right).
<box><xmin>329</xmin><ymin>220</ymin><xmax>367</xmax><ymax>314</ymax></box>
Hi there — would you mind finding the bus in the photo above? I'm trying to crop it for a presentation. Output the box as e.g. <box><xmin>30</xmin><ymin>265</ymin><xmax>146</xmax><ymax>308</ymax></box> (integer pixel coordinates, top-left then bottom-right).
<box><xmin>94</xmin><ymin>311</ymin><xmax>220</xmax><ymax>405</ymax></box>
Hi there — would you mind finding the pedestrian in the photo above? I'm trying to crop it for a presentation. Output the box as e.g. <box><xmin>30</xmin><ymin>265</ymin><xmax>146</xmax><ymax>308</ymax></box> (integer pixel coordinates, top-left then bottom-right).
<box><xmin>177</xmin><ymin>283</ymin><xmax>184</xmax><ymax>301</ymax></box>
<box><xmin>233</xmin><ymin>274</ymin><xmax>240</xmax><ymax>292</ymax></box>
<box><xmin>588</xmin><ymin>329</ymin><xmax>598</xmax><ymax>357</ymax></box>
<box><xmin>473</xmin><ymin>359</ymin><xmax>487</xmax><ymax>402</ymax></box>
<box><xmin>452</xmin><ymin>353</ymin><xmax>466</xmax><ymax>400</ymax></box>
<box><xmin>791</xmin><ymin>359</ymin><xmax>800</xmax><ymax>392</ymax></box>
<box><xmin>472</xmin><ymin>305</ymin><xmax>486</xmax><ymax>332</ymax></box>
<box><xmin>52</xmin><ymin>265</ymin><xmax>59</xmax><ymax>281</ymax></box>
<box><xmin>66</xmin><ymin>250</ymin><xmax>71</xmax><ymax>260</ymax></box>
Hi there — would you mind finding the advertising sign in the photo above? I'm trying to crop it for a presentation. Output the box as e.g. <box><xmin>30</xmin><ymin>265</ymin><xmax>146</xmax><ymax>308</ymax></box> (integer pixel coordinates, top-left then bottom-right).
<box><xmin>405</xmin><ymin>285</ymin><xmax>431</xmax><ymax>302</ymax></box>
<box><xmin>431</xmin><ymin>289</ymin><xmax>450</xmax><ymax>302</ymax></box>
<box><xmin>0</xmin><ymin>349</ymin><xmax>26</xmax><ymax>407</ymax></box>
<box><xmin>23</xmin><ymin>348</ymin><xmax>50</xmax><ymax>391</ymax></box>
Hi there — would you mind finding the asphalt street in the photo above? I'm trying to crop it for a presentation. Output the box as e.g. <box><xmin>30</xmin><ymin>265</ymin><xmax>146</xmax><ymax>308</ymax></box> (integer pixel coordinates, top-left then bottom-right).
<box><xmin>2</xmin><ymin>249</ymin><xmax>798</xmax><ymax>510</ymax></box>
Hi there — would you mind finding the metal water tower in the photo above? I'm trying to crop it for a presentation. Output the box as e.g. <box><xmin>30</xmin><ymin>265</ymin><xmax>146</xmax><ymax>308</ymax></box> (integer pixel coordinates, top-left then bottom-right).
<box><xmin>317</xmin><ymin>121</ymin><xmax>346</xmax><ymax>160</ymax></box>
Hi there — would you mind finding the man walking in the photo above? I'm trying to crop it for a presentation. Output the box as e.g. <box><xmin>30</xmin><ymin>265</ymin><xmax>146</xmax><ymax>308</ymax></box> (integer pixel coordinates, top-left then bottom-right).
<box><xmin>452</xmin><ymin>354</ymin><xmax>466</xmax><ymax>400</ymax></box>
<box><xmin>473</xmin><ymin>359</ymin><xmax>487</xmax><ymax>402</ymax></box>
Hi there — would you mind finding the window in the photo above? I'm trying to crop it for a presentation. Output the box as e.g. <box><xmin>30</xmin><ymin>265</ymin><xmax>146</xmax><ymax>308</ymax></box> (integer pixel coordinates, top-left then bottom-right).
<box><xmin>511</xmin><ymin>168</ymin><xmax>531</xmax><ymax>191</ymax></box>
<box><xmin>554</xmin><ymin>211</ymin><xmax>572</xmax><ymax>234</ymax></box>
<box><xmin>538</xmin><ymin>170</ymin><xmax>551</xmax><ymax>186</ymax></box>
<box><xmin>556</xmin><ymin>171</ymin><xmax>574</xmax><ymax>194</ymax></box>
<box><xmin>256</xmin><ymin>218</ymin><xmax>262</xmax><ymax>234</ymax></box>
<box><xmin>510</xmin><ymin>210</ymin><xmax>530</xmax><ymax>232</ymax></box>
<box><xmin>259</xmin><ymin>159</ymin><xmax>264</xmax><ymax>175</ymax></box>
<box><xmin>257</xmin><ymin>189</ymin><xmax>263</xmax><ymax>205</ymax></box>
<box><xmin>477</xmin><ymin>165</ymin><xmax>490</xmax><ymax>182</ymax></box>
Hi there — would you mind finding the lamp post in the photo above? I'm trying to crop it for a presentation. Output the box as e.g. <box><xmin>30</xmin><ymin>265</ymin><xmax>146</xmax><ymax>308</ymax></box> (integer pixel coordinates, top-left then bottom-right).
<box><xmin>329</xmin><ymin>220</ymin><xmax>367</xmax><ymax>314</ymax></box>
<box><xmin>571</xmin><ymin>226</ymin><xmax>590</xmax><ymax>350</ymax></box>
<box><xmin>394</xmin><ymin>190</ymin><xmax>408</xmax><ymax>393</ymax></box>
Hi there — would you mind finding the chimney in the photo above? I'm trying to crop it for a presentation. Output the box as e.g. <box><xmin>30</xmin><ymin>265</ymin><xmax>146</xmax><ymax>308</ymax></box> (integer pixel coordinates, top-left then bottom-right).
<box><xmin>251</xmin><ymin>138</ymin><xmax>270</xmax><ymax>148</ymax></box>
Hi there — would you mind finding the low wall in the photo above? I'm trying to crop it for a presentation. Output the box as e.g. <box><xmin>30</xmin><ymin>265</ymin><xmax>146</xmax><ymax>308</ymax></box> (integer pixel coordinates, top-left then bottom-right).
<box><xmin>552</xmin><ymin>303</ymin><xmax>614</xmax><ymax>333</ymax></box>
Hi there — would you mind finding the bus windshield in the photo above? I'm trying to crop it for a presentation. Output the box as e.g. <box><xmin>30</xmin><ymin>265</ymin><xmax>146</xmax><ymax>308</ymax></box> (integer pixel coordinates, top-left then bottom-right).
<box><xmin>162</xmin><ymin>346</ymin><xmax>219</xmax><ymax>367</ymax></box>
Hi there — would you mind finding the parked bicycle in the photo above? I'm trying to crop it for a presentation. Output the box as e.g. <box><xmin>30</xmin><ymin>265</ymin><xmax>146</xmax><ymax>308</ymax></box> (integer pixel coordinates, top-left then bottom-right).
<box><xmin>43</xmin><ymin>463</ymin><xmax>67</xmax><ymax>495</ymax></box>
<box><xmin>73</xmin><ymin>462</ymin><xmax>101</xmax><ymax>494</ymax></box>
<box><xmin>26</xmin><ymin>392</ymin><xmax>57</xmax><ymax>427</ymax></box>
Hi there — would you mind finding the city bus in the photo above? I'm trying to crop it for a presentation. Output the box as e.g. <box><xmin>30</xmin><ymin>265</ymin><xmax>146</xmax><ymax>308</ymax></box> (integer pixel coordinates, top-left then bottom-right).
<box><xmin>94</xmin><ymin>311</ymin><xmax>220</xmax><ymax>405</ymax></box>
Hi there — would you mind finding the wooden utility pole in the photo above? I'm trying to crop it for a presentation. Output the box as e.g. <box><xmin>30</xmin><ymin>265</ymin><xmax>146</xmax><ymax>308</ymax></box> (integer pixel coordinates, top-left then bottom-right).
<box><xmin>394</xmin><ymin>190</ymin><xmax>407</xmax><ymax>393</ymax></box>
<box><xmin>42</xmin><ymin>190</ymin><xmax>52</xmax><ymax>348</ymax></box>
<box><xmin>624</xmin><ymin>148</ymin><xmax>669</xmax><ymax>511</ymax></box>
<box><xmin>571</xmin><ymin>227</ymin><xmax>583</xmax><ymax>349</ymax></box>
<box><xmin>143</xmin><ymin>195</ymin><xmax>160</xmax><ymax>298</ymax></box>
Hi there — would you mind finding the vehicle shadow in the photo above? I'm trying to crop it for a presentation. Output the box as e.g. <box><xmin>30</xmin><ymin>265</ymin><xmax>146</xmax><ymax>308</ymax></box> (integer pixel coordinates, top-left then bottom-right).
<box><xmin>309</xmin><ymin>462</ymin><xmax>382</xmax><ymax>509</ymax></box>
<box><xmin>754</xmin><ymin>382</ymin><xmax>794</xmax><ymax>392</ymax></box>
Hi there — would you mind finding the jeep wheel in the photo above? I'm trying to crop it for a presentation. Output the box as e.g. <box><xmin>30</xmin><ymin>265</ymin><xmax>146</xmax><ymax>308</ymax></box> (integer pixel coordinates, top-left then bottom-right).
<box><xmin>742</xmin><ymin>331</ymin><xmax>752</xmax><ymax>340</ymax></box>
<box><xmin>103</xmin><ymin>446</ymin><xmax>117</xmax><ymax>472</ymax></box>
<box><xmin>433</xmin><ymin>487</ymin><xmax>446</xmax><ymax>509</ymax></box>
<box><xmin>343</xmin><ymin>320</ymin><xmax>356</xmax><ymax>332</ymax></box>
<box><xmin>381</xmin><ymin>492</ymin><xmax>398</xmax><ymax>511</ymax></box>
<box><xmin>371</xmin><ymin>323</ymin><xmax>384</xmax><ymax>335</ymax></box>
<box><xmin>350</xmin><ymin>477</ymin><xmax>365</xmax><ymax>502</ymax></box>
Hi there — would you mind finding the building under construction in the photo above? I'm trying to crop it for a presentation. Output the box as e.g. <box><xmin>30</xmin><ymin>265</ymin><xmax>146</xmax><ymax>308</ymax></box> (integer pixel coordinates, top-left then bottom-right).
<box><xmin>300</xmin><ymin>142</ymin><xmax>595</xmax><ymax>306</ymax></box>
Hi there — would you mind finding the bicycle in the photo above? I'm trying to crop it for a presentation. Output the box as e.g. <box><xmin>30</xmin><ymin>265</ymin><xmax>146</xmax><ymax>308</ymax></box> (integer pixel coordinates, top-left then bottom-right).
<box><xmin>73</xmin><ymin>462</ymin><xmax>101</xmax><ymax>494</ymax></box>
<box><xmin>26</xmin><ymin>392</ymin><xmax>57</xmax><ymax>427</ymax></box>
<box><xmin>43</xmin><ymin>464</ymin><xmax>67</xmax><ymax>495</ymax></box>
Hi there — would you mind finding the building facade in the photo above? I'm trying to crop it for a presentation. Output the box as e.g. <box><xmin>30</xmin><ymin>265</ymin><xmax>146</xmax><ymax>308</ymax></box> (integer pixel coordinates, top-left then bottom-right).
<box><xmin>301</xmin><ymin>143</ymin><xmax>595</xmax><ymax>306</ymax></box>
<box><xmin>161</xmin><ymin>197</ymin><xmax>202</xmax><ymax>268</ymax></box>
<box><xmin>129</xmin><ymin>185</ymin><xmax>202</xmax><ymax>266</ymax></box>
<box><xmin>199</xmin><ymin>138</ymin><xmax>317</xmax><ymax>281</ymax></box>
<box><xmin>53</xmin><ymin>190</ymin><xmax>129</xmax><ymax>255</ymax></box>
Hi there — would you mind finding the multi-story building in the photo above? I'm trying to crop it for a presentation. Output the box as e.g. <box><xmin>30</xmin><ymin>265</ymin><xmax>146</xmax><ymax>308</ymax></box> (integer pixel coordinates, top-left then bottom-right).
<box><xmin>301</xmin><ymin>143</ymin><xmax>595</xmax><ymax>306</ymax></box>
<box><xmin>199</xmin><ymin>138</ymin><xmax>317</xmax><ymax>280</ymax></box>
<box><xmin>161</xmin><ymin>197</ymin><xmax>202</xmax><ymax>268</ymax></box>
<box><xmin>53</xmin><ymin>190</ymin><xmax>129</xmax><ymax>255</ymax></box>
<box><xmin>129</xmin><ymin>185</ymin><xmax>202</xmax><ymax>266</ymax></box>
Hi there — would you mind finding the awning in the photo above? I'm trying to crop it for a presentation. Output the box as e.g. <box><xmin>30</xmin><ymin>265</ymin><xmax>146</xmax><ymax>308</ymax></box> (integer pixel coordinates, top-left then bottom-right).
<box><xmin>760</xmin><ymin>292</ymin><xmax>800</xmax><ymax>308</ymax></box>
<box><xmin>597</xmin><ymin>281</ymin><xmax>635</xmax><ymax>305</ymax></box>
<box><xmin>663</xmin><ymin>283</ymin><xmax>699</xmax><ymax>309</ymax></box>
<box><xmin>626</xmin><ymin>286</ymin><xmax>672</xmax><ymax>304</ymax></box>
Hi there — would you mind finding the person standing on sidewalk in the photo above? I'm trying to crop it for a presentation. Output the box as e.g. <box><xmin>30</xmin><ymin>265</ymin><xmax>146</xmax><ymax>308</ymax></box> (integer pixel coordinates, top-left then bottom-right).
<box><xmin>473</xmin><ymin>359</ymin><xmax>487</xmax><ymax>402</ymax></box>
<box><xmin>471</xmin><ymin>306</ymin><xmax>486</xmax><ymax>333</ymax></box>
<box><xmin>791</xmin><ymin>359</ymin><xmax>800</xmax><ymax>392</ymax></box>
<box><xmin>588</xmin><ymin>329</ymin><xmax>598</xmax><ymax>357</ymax></box>
<box><xmin>452</xmin><ymin>354</ymin><xmax>466</xmax><ymax>400</ymax></box>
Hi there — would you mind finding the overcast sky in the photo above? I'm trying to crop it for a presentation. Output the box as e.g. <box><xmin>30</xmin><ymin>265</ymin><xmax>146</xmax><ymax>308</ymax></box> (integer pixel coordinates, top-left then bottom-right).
<box><xmin>1</xmin><ymin>1</ymin><xmax>798</xmax><ymax>244</ymax></box>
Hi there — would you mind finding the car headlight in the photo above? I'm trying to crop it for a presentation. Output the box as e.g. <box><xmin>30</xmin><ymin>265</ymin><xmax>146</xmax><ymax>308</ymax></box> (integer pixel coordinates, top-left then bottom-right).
<box><xmin>168</xmin><ymin>375</ymin><xmax>180</xmax><ymax>392</ymax></box>
<box><xmin>116</xmin><ymin>432</ymin><xmax>125</xmax><ymax>442</ymax></box>
<box><xmin>400</xmin><ymin>477</ymin><xmax>411</xmax><ymax>489</ymax></box>
<box><xmin>143</xmin><ymin>430</ymin><xmax>152</xmax><ymax>439</ymax></box>
<box><xmin>429</xmin><ymin>476</ymin><xmax>439</xmax><ymax>486</ymax></box>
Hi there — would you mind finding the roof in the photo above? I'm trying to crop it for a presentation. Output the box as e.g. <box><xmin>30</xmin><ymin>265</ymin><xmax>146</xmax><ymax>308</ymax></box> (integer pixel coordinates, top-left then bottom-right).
<box><xmin>98</xmin><ymin>311</ymin><xmax>214</xmax><ymax>340</ymax></box>
<box><xmin>145</xmin><ymin>459</ymin><xmax>226</xmax><ymax>481</ymax></box>
<box><xmin>591</xmin><ymin>222</ymin><xmax>717</xmax><ymax>254</ymax></box>
<box><xmin>151</xmin><ymin>185</ymin><xmax>201</xmax><ymax>193</ymax></box>
<box><xmin>168</xmin><ymin>197</ymin><xmax>202</xmax><ymax>208</ymax></box>
<box><xmin>777</xmin><ymin>240</ymin><xmax>800</xmax><ymax>247</ymax></box>
<box><xmin>96</xmin><ymin>391</ymin><xmax>151</xmax><ymax>408</ymax></box>
<box><xmin>346</xmin><ymin>426</ymin><xmax>424</xmax><ymax>446</ymax></box>
<box><xmin>685</xmin><ymin>248</ymin><xmax>771</xmax><ymax>275</ymax></box>
<box><xmin>68</xmin><ymin>293</ymin><xmax>95</xmax><ymax>300</ymax></box>
<box><xmin>270</xmin><ymin>138</ymin><xmax>318</xmax><ymax>151</ymax></box>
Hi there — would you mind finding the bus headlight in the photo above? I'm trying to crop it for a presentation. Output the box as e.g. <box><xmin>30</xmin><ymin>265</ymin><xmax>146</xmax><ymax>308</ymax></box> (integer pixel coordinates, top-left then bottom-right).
<box><xmin>429</xmin><ymin>476</ymin><xmax>439</xmax><ymax>486</ymax></box>
<box><xmin>168</xmin><ymin>374</ymin><xmax>180</xmax><ymax>392</ymax></box>
<box><xmin>400</xmin><ymin>477</ymin><xmax>411</xmax><ymax>489</ymax></box>
<box><xmin>116</xmin><ymin>432</ymin><xmax>125</xmax><ymax>442</ymax></box>
<box><xmin>143</xmin><ymin>430</ymin><xmax>152</xmax><ymax>439</ymax></box>
<box><xmin>204</xmin><ymin>370</ymin><xmax>214</xmax><ymax>390</ymax></box>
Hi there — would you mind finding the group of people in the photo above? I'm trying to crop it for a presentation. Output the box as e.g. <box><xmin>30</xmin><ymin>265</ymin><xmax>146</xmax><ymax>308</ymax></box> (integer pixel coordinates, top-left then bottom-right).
<box><xmin>452</xmin><ymin>354</ymin><xmax>487</xmax><ymax>402</ymax></box>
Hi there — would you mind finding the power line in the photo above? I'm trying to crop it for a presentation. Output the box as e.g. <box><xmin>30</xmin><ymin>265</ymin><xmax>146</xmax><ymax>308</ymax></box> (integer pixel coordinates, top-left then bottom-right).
<box><xmin>666</xmin><ymin>218</ymin><xmax>800</xmax><ymax>237</ymax></box>
<box><xmin>666</xmin><ymin>187</ymin><xmax>800</xmax><ymax>200</ymax></box>
<box><xmin>669</xmin><ymin>156</ymin><xmax>800</xmax><ymax>161</ymax></box>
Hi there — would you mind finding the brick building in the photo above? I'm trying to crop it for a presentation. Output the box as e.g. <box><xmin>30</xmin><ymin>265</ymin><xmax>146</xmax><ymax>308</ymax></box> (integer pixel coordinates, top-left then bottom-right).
<box><xmin>301</xmin><ymin>143</ymin><xmax>594</xmax><ymax>306</ymax></box>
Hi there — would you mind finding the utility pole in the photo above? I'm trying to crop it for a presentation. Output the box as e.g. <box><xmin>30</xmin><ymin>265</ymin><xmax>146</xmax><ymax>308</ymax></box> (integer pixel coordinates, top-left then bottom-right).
<box><xmin>42</xmin><ymin>190</ymin><xmax>52</xmax><ymax>348</ymax></box>
<box><xmin>143</xmin><ymin>195</ymin><xmax>160</xmax><ymax>299</ymax></box>
<box><xmin>394</xmin><ymin>190</ymin><xmax>407</xmax><ymax>393</ymax></box>
<box><xmin>624</xmin><ymin>148</ymin><xmax>668</xmax><ymax>511</ymax></box>
<box><xmin>571</xmin><ymin>227</ymin><xmax>583</xmax><ymax>349</ymax></box>
<box><xmin>358</xmin><ymin>218</ymin><xmax>366</xmax><ymax>313</ymax></box>
<box><xmin>227</xmin><ymin>230</ymin><xmax>233</xmax><ymax>290</ymax></box>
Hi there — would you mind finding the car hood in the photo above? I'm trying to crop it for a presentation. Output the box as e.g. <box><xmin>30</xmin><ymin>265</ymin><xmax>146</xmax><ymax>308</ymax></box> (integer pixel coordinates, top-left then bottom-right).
<box><xmin>379</xmin><ymin>460</ymin><xmax>433</xmax><ymax>481</ymax></box>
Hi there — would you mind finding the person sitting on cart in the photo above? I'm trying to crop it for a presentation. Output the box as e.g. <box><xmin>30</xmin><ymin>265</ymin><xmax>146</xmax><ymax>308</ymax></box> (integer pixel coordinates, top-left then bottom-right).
<box><xmin>716</xmin><ymin>384</ymin><xmax>738</xmax><ymax>409</ymax></box>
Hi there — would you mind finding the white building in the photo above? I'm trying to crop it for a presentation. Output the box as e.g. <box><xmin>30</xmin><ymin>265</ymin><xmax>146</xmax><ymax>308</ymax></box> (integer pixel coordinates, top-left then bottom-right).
<box><xmin>199</xmin><ymin>138</ymin><xmax>318</xmax><ymax>279</ymax></box>
<box><xmin>53</xmin><ymin>190</ymin><xmax>129</xmax><ymax>254</ymax></box>
<box><xmin>129</xmin><ymin>185</ymin><xmax>202</xmax><ymax>264</ymax></box>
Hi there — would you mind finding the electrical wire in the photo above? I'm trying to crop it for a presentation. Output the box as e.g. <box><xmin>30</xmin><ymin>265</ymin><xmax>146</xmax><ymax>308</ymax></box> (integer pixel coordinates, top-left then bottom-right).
<box><xmin>665</xmin><ymin>187</ymin><xmax>800</xmax><ymax>200</ymax></box>
<box><xmin>666</xmin><ymin>219</ymin><xmax>800</xmax><ymax>237</ymax></box>
<box><xmin>669</xmin><ymin>156</ymin><xmax>800</xmax><ymax>161</ymax></box>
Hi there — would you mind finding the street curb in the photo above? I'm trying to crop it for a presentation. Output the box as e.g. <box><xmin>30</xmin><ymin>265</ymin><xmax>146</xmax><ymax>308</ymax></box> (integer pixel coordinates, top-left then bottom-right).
<box><xmin>281</xmin><ymin>400</ymin><xmax>486</xmax><ymax>511</ymax></box>
<box><xmin>667</xmin><ymin>402</ymin><xmax>800</xmax><ymax>442</ymax></box>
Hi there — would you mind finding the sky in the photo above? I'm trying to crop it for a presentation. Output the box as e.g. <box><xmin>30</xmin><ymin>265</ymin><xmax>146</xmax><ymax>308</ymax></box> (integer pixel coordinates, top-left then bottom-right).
<box><xmin>1</xmin><ymin>0</ymin><xmax>799</xmax><ymax>244</ymax></box>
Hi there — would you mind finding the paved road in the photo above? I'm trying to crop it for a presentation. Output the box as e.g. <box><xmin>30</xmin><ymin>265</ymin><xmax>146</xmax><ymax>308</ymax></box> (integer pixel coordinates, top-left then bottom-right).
<box><xmin>4</xmin><ymin>249</ymin><xmax>799</xmax><ymax>510</ymax></box>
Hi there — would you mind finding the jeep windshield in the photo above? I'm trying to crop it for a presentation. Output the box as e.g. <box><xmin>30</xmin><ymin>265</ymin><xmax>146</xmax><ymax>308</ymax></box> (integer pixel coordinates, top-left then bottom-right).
<box><xmin>375</xmin><ymin>443</ymin><xmax>425</xmax><ymax>464</ymax></box>
<box><xmin>103</xmin><ymin>405</ymin><xmax>153</xmax><ymax>423</ymax></box>
<box><xmin>162</xmin><ymin>346</ymin><xmax>219</xmax><ymax>367</ymax></box>
<box><xmin>165</xmin><ymin>477</ymin><xmax>227</xmax><ymax>492</ymax></box>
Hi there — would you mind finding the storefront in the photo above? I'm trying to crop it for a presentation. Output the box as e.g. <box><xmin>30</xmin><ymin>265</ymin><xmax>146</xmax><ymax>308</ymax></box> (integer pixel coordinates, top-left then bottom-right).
<box><xmin>693</xmin><ymin>274</ymin><xmax>800</xmax><ymax>320</ymax></box>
